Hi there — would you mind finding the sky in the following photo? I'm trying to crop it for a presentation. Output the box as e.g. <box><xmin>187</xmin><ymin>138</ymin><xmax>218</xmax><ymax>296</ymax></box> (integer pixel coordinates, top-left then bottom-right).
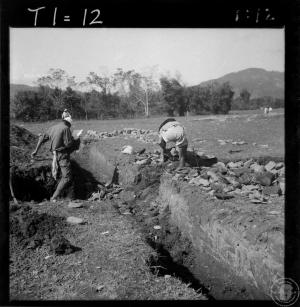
<box><xmin>10</xmin><ymin>28</ymin><xmax>284</xmax><ymax>86</ymax></box>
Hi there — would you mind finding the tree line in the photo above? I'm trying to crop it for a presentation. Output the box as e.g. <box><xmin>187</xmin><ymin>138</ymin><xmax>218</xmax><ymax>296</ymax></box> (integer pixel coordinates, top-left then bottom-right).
<box><xmin>11</xmin><ymin>68</ymin><xmax>283</xmax><ymax>122</ymax></box>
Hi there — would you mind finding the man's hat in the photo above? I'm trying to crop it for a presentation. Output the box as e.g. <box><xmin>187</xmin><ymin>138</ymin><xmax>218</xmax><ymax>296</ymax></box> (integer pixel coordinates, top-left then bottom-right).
<box><xmin>64</xmin><ymin>116</ymin><xmax>72</xmax><ymax>124</ymax></box>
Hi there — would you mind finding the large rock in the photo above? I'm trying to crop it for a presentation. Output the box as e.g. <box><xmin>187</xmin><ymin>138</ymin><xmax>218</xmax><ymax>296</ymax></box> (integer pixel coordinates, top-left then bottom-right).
<box><xmin>189</xmin><ymin>177</ymin><xmax>210</xmax><ymax>187</ymax></box>
<box><xmin>232</xmin><ymin>167</ymin><xmax>251</xmax><ymax>177</ymax></box>
<box><xmin>255</xmin><ymin>172</ymin><xmax>275</xmax><ymax>186</ymax></box>
<box><xmin>207</xmin><ymin>170</ymin><xmax>219</xmax><ymax>182</ymax></box>
<box><xmin>265</xmin><ymin>161</ymin><xmax>276</xmax><ymax>172</ymax></box>
<box><xmin>243</xmin><ymin>159</ymin><xmax>253</xmax><ymax>168</ymax></box>
<box><xmin>275</xmin><ymin>162</ymin><xmax>284</xmax><ymax>170</ymax></box>
<box><xmin>250</xmin><ymin>163</ymin><xmax>265</xmax><ymax>173</ymax></box>
<box><xmin>213</xmin><ymin>162</ymin><xmax>228</xmax><ymax>174</ymax></box>
<box><xmin>262</xmin><ymin>185</ymin><xmax>281</xmax><ymax>196</ymax></box>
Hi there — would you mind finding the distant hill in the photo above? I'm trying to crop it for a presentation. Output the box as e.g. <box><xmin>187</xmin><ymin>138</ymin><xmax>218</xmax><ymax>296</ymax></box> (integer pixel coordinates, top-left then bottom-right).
<box><xmin>197</xmin><ymin>68</ymin><xmax>284</xmax><ymax>99</ymax></box>
<box><xmin>10</xmin><ymin>84</ymin><xmax>39</xmax><ymax>99</ymax></box>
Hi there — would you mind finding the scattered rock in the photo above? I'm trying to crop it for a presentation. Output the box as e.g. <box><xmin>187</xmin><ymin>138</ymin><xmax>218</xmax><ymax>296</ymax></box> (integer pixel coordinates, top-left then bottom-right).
<box><xmin>66</xmin><ymin>216</ymin><xmax>85</xmax><ymax>225</ymax></box>
<box><xmin>68</xmin><ymin>202</ymin><xmax>83</xmax><ymax>208</ymax></box>
<box><xmin>218</xmin><ymin>140</ymin><xmax>227</xmax><ymax>145</ymax></box>
<box><xmin>259</xmin><ymin>144</ymin><xmax>269</xmax><ymax>148</ymax></box>
<box><xmin>96</xmin><ymin>285</ymin><xmax>105</xmax><ymax>292</ymax></box>
<box><xmin>243</xmin><ymin>184</ymin><xmax>259</xmax><ymax>191</ymax></box>
<box><xmin>50</xmin><ymin>236</ymin><xmax>75</xmax><ymax>255</ymax></box>
<box><xmin>231</xmin><ymin>167</ymin><xmax>250</xmax><ymax>177</ymax></box>
<box><xmin>188</xmin><ymin>169</ymin><xmax>199</xmax><ymax>177</ymax></box>
<box><xmin>227</xmin><ymin>162</ymin><xmax>239</xmax><ymax>169</ymax></box>
<box><xmin>121</xmin><ymin>145</ymin><xmax>134</xmax><ymax>155</ymax></box>
<box><xmin>189</xmin><ymin>177</ymin><xmax>210</xmax><ymax>187</ymax></box>
<box><xmin>250</xmin><ymin>199</ymin><xmax>263</xmax><ymax>204</ymax></box>
<box><xmin>207</xmin><ymin>170</ymin><xmax>219</xmax><ymax>182</ymax></box>
<box><xmin>250</xmin><ymin>163</ymin><xmax>265</xmax><ymax>173</ymax></box>
<box><xmin>137</xmin><ymin>148</ymin><xmax>146</xmax><ymax>155</ymax></box>
<box><xmin>263</xmin><ymin>185</ymin><xmax>281</xmax><ymax>196</ymax></box>
<box><xmin>223</xmin><ymin>186</ymin><xmax>234</xmax><ymax>193</ymax></box>
<box><xmin>232</xmin><ymin>188</ymin><xmax>242</xmax><ymax>195</ymax></box>
<box><xmin>136</xmin><ymin>158</ymin><xmax>151</xmax><ymax>166</ymax></box>
<box><xmin>265</xmin><ymin>161</ymin><xmax>276</xmax><ymax>172</ymax></box>
<box><xmin>269</xmin><ymin>211</ymin><xmax>280</xmax><ymax>215</ymax></box>
<box><xmin>223</xmin><ymin>176</ymin><xmax>240</xmax><ymax>188</ymax></box>
<box><xmin>275</xmin><ymin>162</ymin><xmax>284</xmax><ymax>170</ymax></box>
<box><xmin>255</xmin><ymin>172</ymin><xmax>275</xmax><ymax>186</ymax></box>
<box><xmin>228</xmin><ymin>149</ymin><xmax>243</xmax><ymax>154</ymax></box>
<box><xmin>214</xmin><ymin>162</ymin><xmax>228</xmax><ymax>174</ymax></box>
<box><xmin>210</xmin><ymin>182</ymin><xmax>226</xmax><ymax>192</ymax></box>
<box><xmin>232</xmin><ymin>141</ymin><xmax>247</xmax><ymax>145</ymax></box>
<box><xmin>278</xmin><ymin>167</ymin><xmax>285</xmax><ymax>177</ymax></box>
<box><xmin>243</xmin><ymin>159</ymin><xmax>253</xmax><ymax>168</ymax></box>
<box><xmin>237</xmin><ymin>173</ymin><xmax>253</xmax><ymax>185</ymax></box>
<box><xmin>215</xmin><ymin>192</ymin><xmax>234</xmax><ymax>200</ymax></box>
<box><xmin>249</xmin><ymin>190</ymin><xmax>262</xmax><ymax>199</ymax></box>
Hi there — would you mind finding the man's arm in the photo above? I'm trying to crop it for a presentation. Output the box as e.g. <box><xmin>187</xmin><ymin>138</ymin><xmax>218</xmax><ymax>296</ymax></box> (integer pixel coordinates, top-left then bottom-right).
<box><xmin>31</xmin><ymin>134</ymin><xmax>48</xmax><ymax>158</ymax></box>
<box><xmin>56</xmin><ymin>128</ymin><xmax>79</xmax><ymax>153</ymax></box>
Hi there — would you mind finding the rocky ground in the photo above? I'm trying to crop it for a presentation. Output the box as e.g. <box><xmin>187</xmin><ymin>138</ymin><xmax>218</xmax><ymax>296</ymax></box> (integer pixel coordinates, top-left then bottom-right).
<box><xmin>9</xmin><ymin>121</ymin><xmax>284</xmax><ymax>300</ymax></box>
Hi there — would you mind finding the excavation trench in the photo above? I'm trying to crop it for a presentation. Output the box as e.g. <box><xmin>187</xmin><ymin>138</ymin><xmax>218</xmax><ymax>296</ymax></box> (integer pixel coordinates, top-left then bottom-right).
<box><xmin>10</xmin><ymin>138</ymin><xmax>283</xmax><ymax>300</ymax></box>
<box><xmin>10</xmin><ymin>142</ymin><xmax>213</xmax><ymax>298</ymax></box>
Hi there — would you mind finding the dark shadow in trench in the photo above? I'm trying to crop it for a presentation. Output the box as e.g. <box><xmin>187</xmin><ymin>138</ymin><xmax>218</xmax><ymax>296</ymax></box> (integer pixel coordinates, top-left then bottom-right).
<box><xmin>145</xmin><ymin>237</ymin><xmax>215</xmax><ymax>300</ymax></box>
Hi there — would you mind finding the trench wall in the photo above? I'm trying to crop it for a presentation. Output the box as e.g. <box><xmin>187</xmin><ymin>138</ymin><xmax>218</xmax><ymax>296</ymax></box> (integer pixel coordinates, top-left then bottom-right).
<box><xmin>75</xmin><ymin>139</ymin><xmax>284</xmax><ymax>298</ymax></box>
<box><xmin>75</xmin><ymin>139</ymin><xmax>153</xmax><ymax>185</ymax></box>
<box><xmin>158</xmin><ymin>173</ymin><xmax>284</xmax><ymax>298</ymax></box>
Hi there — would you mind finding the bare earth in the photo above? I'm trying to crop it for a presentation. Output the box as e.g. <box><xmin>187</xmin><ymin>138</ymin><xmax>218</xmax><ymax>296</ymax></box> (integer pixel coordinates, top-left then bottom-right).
<box><xmin>9</xmin><ymin>109</ymin><xmax>284</xmax><ymax>300</ymax></box>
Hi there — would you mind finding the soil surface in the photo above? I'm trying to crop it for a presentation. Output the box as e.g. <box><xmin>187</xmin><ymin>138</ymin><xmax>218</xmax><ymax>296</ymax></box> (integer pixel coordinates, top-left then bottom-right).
<box><xmin>9</xmin><ymin>123</ymin><xmax>284</xmax><ymax>300</ymax></box>
<box><xmin>9</xmin><ymin>125</ymin><xmax>206</xmax><ymax>300</ymax></box>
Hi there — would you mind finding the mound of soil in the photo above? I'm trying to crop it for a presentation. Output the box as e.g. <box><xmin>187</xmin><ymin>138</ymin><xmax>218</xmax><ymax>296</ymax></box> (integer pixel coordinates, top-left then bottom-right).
<box><xmin>10</xmin><ymin>124</ymin><xmax>52</xmax><ymax>167</ymax></box>
<box><xmin>10</xmin><ymin>205</ymin><xmax>73</xmax><ymax>254</ymax></box>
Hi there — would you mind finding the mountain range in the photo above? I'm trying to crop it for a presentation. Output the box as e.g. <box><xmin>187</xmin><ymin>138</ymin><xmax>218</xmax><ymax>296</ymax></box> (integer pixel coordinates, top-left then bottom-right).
<box><xmin>197</xmin><ymin>68</ymin><xmax>284</xmax><ymax>99</ymax></box>
<box><xmin>10</xmin><ymin>68</ymin><xmax>284</xmax><ymax>100</ymax></box>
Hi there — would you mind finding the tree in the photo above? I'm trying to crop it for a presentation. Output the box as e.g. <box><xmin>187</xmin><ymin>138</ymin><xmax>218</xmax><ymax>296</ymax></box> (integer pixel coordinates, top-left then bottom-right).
<box><xmin>13</xmin><ymin>91</ymin><xmax>39</xmax><ymax>121</ymax></box>
<box><xmin>86</xmin><ymin>71</ymin><xmax>114</xmax><ymax>119</ymax></box>
<box><xmin>36</xmin><ymin>68</ymin><xmax>69</xmax><ymax>117</ymax></box>
<box><xmin>209</xmin><ymin>82</ymin><xmax>234</xmax><ymax>114</ymax></box>
<box><xmin>239</xmin><ymin>88</ymin><xmax>251</xmax><ymax>108</ymax></box>
<box><xmin>62</xmin><ymin>87</ymin><xmax>83</xmax><ymax>118</ymax></box>
<box><xmin>129</xmin><ymin>71</ymin><xmax>159</xmax><ymax>117</ymax></box>
<box><xmin>159</xmin><ymin>76</ymin><xmax>186</xmax><ymax>116</ymax></box>
<box><xmin>87</xmin><ymin>72</ymin><xmax>111</xmax><ymax>95</ymax></box>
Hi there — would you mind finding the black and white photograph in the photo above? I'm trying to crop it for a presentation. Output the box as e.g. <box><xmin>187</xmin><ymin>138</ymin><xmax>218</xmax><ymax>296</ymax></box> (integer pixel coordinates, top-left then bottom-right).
<box><xmin>2</xmin><ymin>0</ymin><xmax>299</xmax><ymax>304</ymax></box>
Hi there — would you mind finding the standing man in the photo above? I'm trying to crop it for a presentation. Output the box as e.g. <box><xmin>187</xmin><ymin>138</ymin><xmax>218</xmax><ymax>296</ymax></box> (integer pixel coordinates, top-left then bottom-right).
<box><xmin>157</xmin><ymin>118</ymin><xmax>188</xmax><ymax>168</ymax></box>
<box><xmin>31</xmin><ymin>114</ymin><xmax>80</xmax><ymax>202</ymax></box>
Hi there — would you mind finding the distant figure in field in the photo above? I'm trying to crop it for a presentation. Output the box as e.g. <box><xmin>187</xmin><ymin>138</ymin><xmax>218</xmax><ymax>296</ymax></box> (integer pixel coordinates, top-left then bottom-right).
<box><xmin>264</xmin><ymin>107</ymin><xmax>269</xmax><ymax>115</ymax></box>
<box><xmin>157</xmin><ymin>118</ymin><xmax>188</xmax><ymax>168</ymax></box>
<box><xmin>268</xmin><ymin>107</ymin><xmax>272</xmax><ymax>113</ymax></box>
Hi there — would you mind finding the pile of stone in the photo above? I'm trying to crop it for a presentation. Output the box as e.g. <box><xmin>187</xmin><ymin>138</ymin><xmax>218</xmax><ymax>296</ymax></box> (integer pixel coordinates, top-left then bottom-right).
<box><xmin>169</xmin><ymin>159</ymin><xmax>285</xmax><ymax>203</ymax></box>
<box><xmin>217</xmin><ymin>139</ymin><xmax>247</xmax><ymax>146</ymax></box>
<box><xmin>88</xmin><ymin>184</ymin><xmax>123</xmax><ymax>201</ymax></box>
<box><xmin>85</xmin><ymin>128</ymin><xmax>158</xmax><ymax>144</ymax></box>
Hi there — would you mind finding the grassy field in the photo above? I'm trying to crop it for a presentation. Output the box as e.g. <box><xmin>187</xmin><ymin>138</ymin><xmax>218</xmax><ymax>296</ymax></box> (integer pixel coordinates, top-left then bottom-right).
<box><xmin>14</xmin><ymin>108</ymin><xmax>284</xmax><ymax>161</ymax></box>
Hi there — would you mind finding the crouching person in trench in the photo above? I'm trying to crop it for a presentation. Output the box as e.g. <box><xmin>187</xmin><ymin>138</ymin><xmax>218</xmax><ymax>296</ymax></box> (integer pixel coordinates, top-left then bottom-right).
<box><xmin>31</xmin><ymin>115</ymin><xmax>80</xmax><ymax>202</ymax></box>
<box><xmin>157</xmin><ymin>118</ymin><xmax>188</xmax><ymax>169</ymax></box>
